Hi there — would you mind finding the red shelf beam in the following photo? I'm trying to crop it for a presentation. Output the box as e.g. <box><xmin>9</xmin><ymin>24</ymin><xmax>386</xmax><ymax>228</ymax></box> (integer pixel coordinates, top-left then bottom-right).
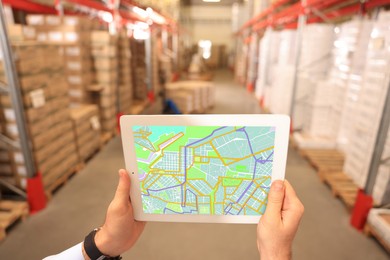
<box><xmin>3</xmin><ymin>0</ymin><xmax>58</xmax><ymax>14</ymax></box>
<box><xmin>285</xmin><ymin>0</ymin><xmax>390</xmax><ymax>28</ymax></box>
<box><xmin>240</xmin><ymin>0</ymin><xmax>390</xmax><ymax>34</ymax></box>
<box><xmin>119</xmin><ymin>9</ymin><xmax>146</xmax><ymax>23</ymax></box>
<box><xmin>64</xmin><ymin>0</ymin><xmax>112</xmax><ymax>13</ymax></box>
<box><xmin>272</xmin><ymin>2</ymin><xmax>302</xmax><ymax>26</ymax></box>
<box><xmin>237</xmin><ymin>0</ymin><xmax>292</xmax><ymax>34</ymax></box>
<box><xmin>366</xmin><ymin>0</ymin><xmax>390</xmax><ymax>9</ymax></box>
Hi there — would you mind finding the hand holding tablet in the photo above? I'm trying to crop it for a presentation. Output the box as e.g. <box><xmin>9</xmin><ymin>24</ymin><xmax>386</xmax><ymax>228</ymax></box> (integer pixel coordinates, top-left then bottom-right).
<box><xmin>120</xmin><ymin>114</ymin><xmax>290</xmax><ymax>224</ymax></box>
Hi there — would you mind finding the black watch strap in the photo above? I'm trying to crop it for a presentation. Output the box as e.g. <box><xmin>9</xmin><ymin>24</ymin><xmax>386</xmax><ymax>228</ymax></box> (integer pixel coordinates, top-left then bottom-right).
<box><xmin>84</xmin><ymin>228</ymin><xmax>122</xmax><ymax>260</ymax></box>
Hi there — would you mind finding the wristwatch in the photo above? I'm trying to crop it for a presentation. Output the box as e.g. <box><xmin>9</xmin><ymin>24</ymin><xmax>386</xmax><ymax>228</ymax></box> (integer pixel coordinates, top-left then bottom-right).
<box><xmin>84</xmin><ymin>228</ymin><xmax>122</xmax><ymax>260</ymax></box>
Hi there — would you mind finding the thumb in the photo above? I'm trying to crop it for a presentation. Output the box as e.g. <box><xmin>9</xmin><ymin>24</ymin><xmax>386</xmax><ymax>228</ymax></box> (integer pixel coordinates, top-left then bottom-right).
<box><xmin>263</xmin><ymin>180</ymin><xmax>285</xmax><ymax>221</ymax></box>
<box><xmin>114</xmin><ymin>169</ymin><xmax>131</xmax><ymax>204</ymax></box>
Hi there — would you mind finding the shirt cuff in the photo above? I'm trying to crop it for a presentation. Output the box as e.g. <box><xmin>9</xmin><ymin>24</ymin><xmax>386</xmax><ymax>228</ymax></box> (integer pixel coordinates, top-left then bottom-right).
<box><xmin>43</xmin><ymin>242</ymin><xmax>84</xmax><ymax>260</ymax></box>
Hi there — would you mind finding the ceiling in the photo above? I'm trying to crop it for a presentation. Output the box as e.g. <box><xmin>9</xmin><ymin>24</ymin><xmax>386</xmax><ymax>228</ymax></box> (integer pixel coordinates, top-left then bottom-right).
<box><xmin>181</xmin><ymin>0</ymin><xmax>244</xmax><ymax>6</ymax></box>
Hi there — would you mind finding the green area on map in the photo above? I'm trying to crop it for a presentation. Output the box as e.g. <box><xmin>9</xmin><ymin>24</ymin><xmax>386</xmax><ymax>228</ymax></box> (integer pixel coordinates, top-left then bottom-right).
<box><xmin>132</xmin><ymin>126</ymin><xmax>275</xmax><ymax>216</ymax></box>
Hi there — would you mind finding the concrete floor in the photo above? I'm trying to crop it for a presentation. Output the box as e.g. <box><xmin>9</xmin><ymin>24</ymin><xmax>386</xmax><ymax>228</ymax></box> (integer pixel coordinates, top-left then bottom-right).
<box><xmin>0</xmin><ymin>70</ymin><xmax>388</xmax><ymax>259</ymax></box>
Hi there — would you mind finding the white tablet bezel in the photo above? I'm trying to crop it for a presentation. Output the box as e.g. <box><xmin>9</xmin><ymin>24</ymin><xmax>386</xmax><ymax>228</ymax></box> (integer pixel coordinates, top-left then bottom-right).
<box><xmin>120</xmin><ymin>114</ymin><xmax>290</xmax><ymax>224</ymax></box>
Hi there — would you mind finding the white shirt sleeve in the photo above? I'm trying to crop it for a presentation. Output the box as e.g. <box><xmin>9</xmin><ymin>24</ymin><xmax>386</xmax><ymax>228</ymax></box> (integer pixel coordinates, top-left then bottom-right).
<box><xmin>43</xmin><ymin>242</ymin><xmax>85</xmax><ymax>260</ymax></box>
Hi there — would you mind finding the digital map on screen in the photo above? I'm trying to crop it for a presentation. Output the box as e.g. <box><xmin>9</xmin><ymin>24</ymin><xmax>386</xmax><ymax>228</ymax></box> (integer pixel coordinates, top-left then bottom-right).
<box><xmin>132</xmin><ymin>126</ymin><xmax>275</xmax><ymax>216</ymax></box>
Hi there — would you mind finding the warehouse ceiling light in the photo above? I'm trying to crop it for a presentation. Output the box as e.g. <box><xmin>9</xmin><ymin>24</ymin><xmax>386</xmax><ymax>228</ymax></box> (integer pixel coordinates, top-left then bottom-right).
<box><xmin>146</xmin><ymin>7</ymin><xmax>166</xmax><ymax>25</ymax></box>
<box><xmin>132</xmin><ymin>21</ymin><xmax>150</xmax><ymax>40</ymax></box>
<box><xmin>198</xmin><ymin>40</ymin><xmax>212</xmax><ymax>59</ymax></box>
<box><xmin>202</xmin><ymin>0</ymin><xmax>221</xmax><ymax>2</ymax></box>
<box><xmin>132</xmin><ymin>6</ymin><xmax>148</xmax><ymax>19</ymax></box>
<box><xmin>99</xmin><ymin>11</ymin><xmax>113</xmax><ymax>23</ymax></box>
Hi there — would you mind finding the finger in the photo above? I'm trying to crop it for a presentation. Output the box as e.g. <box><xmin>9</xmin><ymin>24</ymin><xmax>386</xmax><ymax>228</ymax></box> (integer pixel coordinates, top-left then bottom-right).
<box><xmin>284</xmin><ymin>180</ymin><xmax>298</xmax><ymax>200</ymax></box>
<box><xmin>114</xmin><ymin>169</ymin><xmax>131</xmax><ymax>204</ymax></box>
<box><xmin>262</xmin><ymin>180</ymin><xmax>285</xmax><ymax>222</ymax></box>
<box><xmin>283</xmin><ymin>180</ymin><xmax>304</xmax><ymax>224</ymax></box>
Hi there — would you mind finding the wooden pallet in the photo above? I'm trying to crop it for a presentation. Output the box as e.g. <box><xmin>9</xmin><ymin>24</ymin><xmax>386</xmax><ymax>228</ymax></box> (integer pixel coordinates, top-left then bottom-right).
<box><xmin>300</xmin><ymin>149</ymin><xmax>345</xmax><ymax>172</ymax></box>
<box><xmin>321</xmin><ymin>171</ymin><xmax>358</xmax><ymax>210</ymax></box>
<box><xmin>365</xmin><ymin>222</ymin><xmax>390</xmax><ymax>253</ymax></box>
<box><xmin>45</xmin><ymin>163</ymin><xmax>84</xmax><ymax>201</ymax></box>
<box><xmin>0</xmin><ymin>200</ymin><xmax>29</xmax><ymax>242</ymax></box>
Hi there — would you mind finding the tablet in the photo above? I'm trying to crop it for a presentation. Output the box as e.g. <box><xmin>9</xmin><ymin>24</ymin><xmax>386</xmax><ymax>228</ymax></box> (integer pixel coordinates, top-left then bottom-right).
<box><xmin>120</xmin><ymin>114</ymin><xmax>290</xmax><ymax>224</ymax></box>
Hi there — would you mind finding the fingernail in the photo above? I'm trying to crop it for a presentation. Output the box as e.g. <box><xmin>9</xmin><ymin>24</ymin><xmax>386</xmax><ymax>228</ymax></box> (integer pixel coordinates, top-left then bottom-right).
<box><xmin>272</xmin><ymin>180</ymin><xmax>284</xmax><ymax>191</ymax></box>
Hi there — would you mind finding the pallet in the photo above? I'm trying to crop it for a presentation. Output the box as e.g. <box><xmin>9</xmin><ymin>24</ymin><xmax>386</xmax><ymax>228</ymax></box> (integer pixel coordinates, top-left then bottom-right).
<box><xmin>0</xmin><ymin>200</ymin><xmax>29</xmax><ymax>242</ymax></box>
<box><xmin>300</xmin><ymin>149</ymin><xmax>345</xmax><ymax>172</ymax></box>
<box><xmin>321</xmin><ymin>171</ymin><xmax>358</xmax><ymax>210</ymax></box>
<box><xmin>45</xmin><ymin>163</ymin><xmax>84</xmax><ymax>201</ymax></box>
<box><xmin>365</xmin><ymin>223</ymin><xmax>390</xmax><ymax>253</ymax></box>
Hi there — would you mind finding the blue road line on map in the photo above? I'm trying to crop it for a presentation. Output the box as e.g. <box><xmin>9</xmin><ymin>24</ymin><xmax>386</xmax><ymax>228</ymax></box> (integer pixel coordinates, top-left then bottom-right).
<box><xmin>256</xmin><ymin>152</ymin><xmax>274</xmax><ymax>164</ymax></box>
<box><xmin>185</xmin><ymin>126</ymin><xmax>228</xmax><ymax>147</ymax></box>
<box><xmin>163</xmin><ymin>207</ymin><xmax>198</xmax><ymax>214</ymax></box>
<box><xmin>147</xmin><ymin>183</ymin><xmax>182</xmax><ymax>192</ymax></box>
<box><xmin>236</xmin><ymin>127</ymin><xmax>258</xmax><ymax>160</ymax></box>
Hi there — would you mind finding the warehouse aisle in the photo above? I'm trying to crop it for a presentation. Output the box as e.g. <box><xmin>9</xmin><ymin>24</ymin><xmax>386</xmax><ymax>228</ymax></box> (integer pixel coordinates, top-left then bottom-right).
<box><xmin>0</xmin><ymin>70</ymin><xmax>388</xmax><ymax>259</ymax></box>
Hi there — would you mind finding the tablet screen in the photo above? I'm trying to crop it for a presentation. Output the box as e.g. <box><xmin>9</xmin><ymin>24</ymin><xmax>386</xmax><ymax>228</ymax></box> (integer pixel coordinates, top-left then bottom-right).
<box><xmin>132</xmin><ymin>125</ymin><xmax>275</xmax><ymax>216</ymax></box>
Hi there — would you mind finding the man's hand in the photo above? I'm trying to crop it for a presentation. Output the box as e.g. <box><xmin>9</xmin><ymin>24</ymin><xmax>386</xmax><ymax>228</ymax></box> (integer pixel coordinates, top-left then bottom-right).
<box><xmin>257</xmin><ymin>180</ymin><xmax>304</xmax><ymax>260</ymax></box>
<box><xmin>93</xmin><ymin>169</ymin><xmax>146</xmax><ymax>257</ymax></box>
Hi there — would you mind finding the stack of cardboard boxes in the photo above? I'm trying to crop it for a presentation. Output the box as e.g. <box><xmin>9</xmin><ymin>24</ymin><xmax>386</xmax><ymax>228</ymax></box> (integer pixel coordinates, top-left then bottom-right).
<box><xmin>0</xmin><ymin>43</ymin><xmax>78</xmax><ymax>191</ymax></box>
<box><xmin>69</xmin><ymin>105</ymin><xmax>101</xmax><ymax>163</ymax></box>
<box><xmin>343</xmin><ymin>12</ymin><xmax>390</xmax><ymax>196</ymax></box>
<box><xmin>25</xmin><ymin>15</ymin><xmax>93</xmax><ymax>107</ymax></box>
<box><xmin>165</xmin><ymin>81</ymin><xmax>215</xmax><ymax>114</ymax></box>
<box><xmin>118</xmin><ymin>31</ymin><xmax>133</xmax><ymax>114</ymax></box>
<box><xmin>90</xmin><ymin>31</ymin><xmax>118</xmax><ymax>135</ymax></box>
<box><xmin>159</xmin><ymin>54</ymin><xmax>173</xmax><ymax>84</ymax></box>
<box><xmin>131</xmin><ymin>39</ymin><xmax>147</xmax><ymax>100</ymax></box>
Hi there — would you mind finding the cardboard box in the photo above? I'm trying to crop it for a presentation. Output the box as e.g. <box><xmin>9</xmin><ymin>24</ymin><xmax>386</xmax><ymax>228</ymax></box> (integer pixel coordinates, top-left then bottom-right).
<box><xmin>93</xmin><ymin>57</ymin><xmax>118</xmax><ymax>70</ymax></box>
<box><xmin>14</xmin><ymin>58</ymin><xmax>46</xmax><ymax>76</ymax></box>
<box><xmin>91</xmin><ymin>31</ymin><xmax>117</xmax><ymax>44</ymax></box>
<box><xmin>69</xmin><ymin>105</ymin><xmax>99</xmax><ymax>123</ymax></box>
<box><xmin>11</xmin><ymin>42</ymin><xmax>43</xmax><ymax>60</ymax></box>
<box><xmin>101</xmin><ymin>118</ymin><xmax>116</xmax><ymax>132</ymax></box>
<box><xmin>65</xmin><ymin>59</ymin><xmax>91</xmax><ymax>72</ymax></box>
<box><xmin>69</xmin><ymin>105</ymin><xmax>101</xmax><ymax>162</ymax></box>
<box><xmin>26</xmin><ymin>15</ymin><xmax>45</xmax><ymax>26</ymax></box>
<box><xmin>66</xmin><ymin>73</ymin><xmax>92</xmax><ymax>87</ymax></box>
<box><xmin>0</xmin><ymin>87</ymin><xmax>50</xmax><ymax>109</ymax></box>
<box><xmin>95</xmin><ymin>94</ymin><xmax>115</xmax><ymax>108</ymax></box>
<box><xmin>69</xmin><ymin>88</ymin><xmax>91</xmax><ymax>99</ymax></box>
<box><xmin>19</xmin><ymin>74</ymin><xmax>47</xmax><ymax>93</ymax></box>
<box><xmin>94</xmin><ymin>70</ymin><xmax>118</xmax><ymax>83</ymax></box>
<box><xmin>63</xmin><ymin>16</ymin><xmax>91</xmax><ymax>30</ymax></box>
<box><xmin>64</xmin><ymin>45</ymin><xmax>91</xmax><ymax>58</ymax></box>
<box><xmin>7</xmin><ymin>24</ymin><xmax>36</xmax><ymax>42</ymax></box>
<box><xmin>91</xmin><ymin>45</ymin><xmax>117</xmax><ymax>57</ymax></box>
<box><xmin>42</xmin><ymin>151</ymin><xmax>78</xmax><ymax>188</ymax></box>
<box><xmin>99</xmin><ymin>106</ymin><xmax>116</xmax><ymax>119</ymax></box>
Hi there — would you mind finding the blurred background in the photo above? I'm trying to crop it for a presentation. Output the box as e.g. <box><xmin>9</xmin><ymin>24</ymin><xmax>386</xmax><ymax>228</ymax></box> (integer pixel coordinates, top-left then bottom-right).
<box><xmin>0</xmin><ymin>0</ymin><xmax>389</xmax><ymax>259</ymax></box>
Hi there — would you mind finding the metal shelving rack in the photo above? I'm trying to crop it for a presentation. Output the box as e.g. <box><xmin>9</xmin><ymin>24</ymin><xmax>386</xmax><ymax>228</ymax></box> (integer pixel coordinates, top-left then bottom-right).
<box><xmin>0</xmin><ymin>2</ymin><xmax>35</xmax><ymax>199</ymax></box>
<box><xmin>236</xmin><ymin>0</ymin><xmax>390</xmax><ymax>229</ymax></box>
<box><xmin>0</xmin><ymin>0</ymin><xmax>177</xmax><ymax>211</ymax></box>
